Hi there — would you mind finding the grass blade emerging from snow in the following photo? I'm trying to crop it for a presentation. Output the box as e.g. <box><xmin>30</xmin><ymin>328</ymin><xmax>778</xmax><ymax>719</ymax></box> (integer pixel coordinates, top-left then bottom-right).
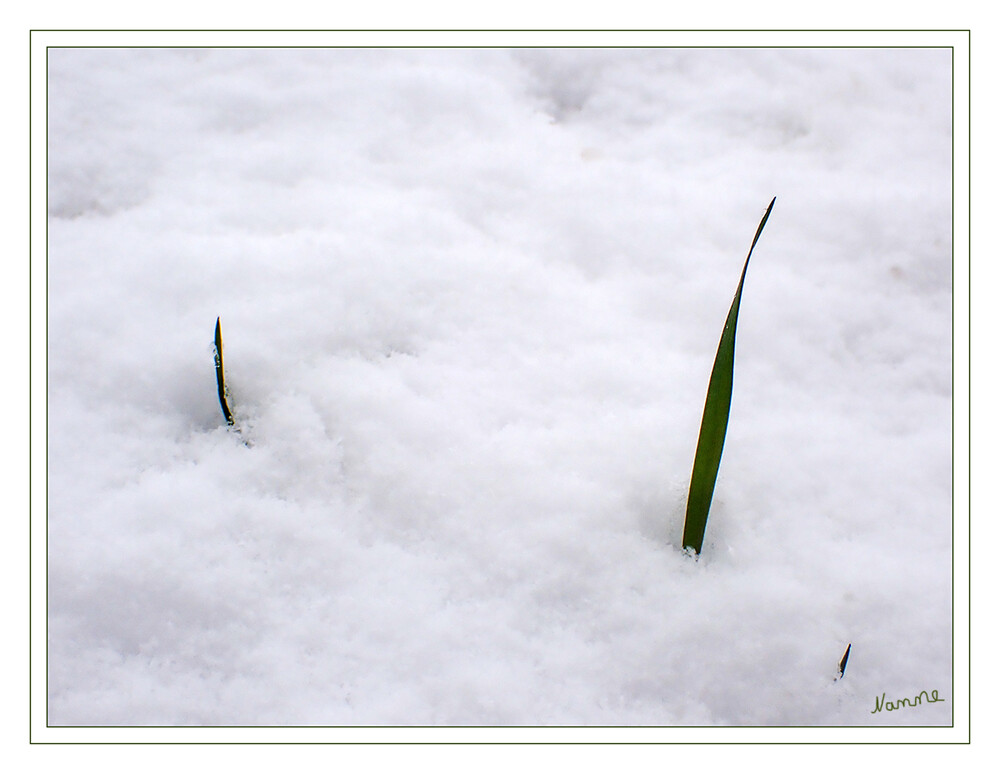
<box><xmin>838</xmin><ymin>643</ymin><xmax>852</xmax><ymax>679</ymax></box>
<box><xmin>214</xmin><ymin>316</ymin><xmax>235</xmax><ymax>426</ymax></box>
<box><xmin>682</xmin><ymin>197</ymin><xmax>775</xmax><ymax>555</ymax></box>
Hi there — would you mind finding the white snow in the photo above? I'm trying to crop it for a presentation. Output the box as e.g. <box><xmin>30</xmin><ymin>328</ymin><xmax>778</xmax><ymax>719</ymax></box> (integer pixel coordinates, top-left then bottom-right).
<box><xmin>45</xmin><ymin>46</ymin><xmax>953</xmax><ymax>727</ymax></box>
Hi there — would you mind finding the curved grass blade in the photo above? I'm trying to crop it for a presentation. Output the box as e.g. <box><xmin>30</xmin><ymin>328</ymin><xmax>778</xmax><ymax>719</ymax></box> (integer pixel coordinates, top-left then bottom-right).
<box><xmin>682</xmin><ymin>197</ymin><xmax>775</xmax><ymax>555</ymax></box>
<box><xmin>214</xmin><ymin>317</ymin><xmax>235</xmax><ymax>426</ymax></box>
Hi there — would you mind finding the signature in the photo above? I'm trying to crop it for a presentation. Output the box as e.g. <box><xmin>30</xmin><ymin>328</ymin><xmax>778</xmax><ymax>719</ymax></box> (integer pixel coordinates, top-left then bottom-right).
<box><xmin>871</xmin><ymin>689</ymin><xmax>945</xmax><ymax>714</ymax></box>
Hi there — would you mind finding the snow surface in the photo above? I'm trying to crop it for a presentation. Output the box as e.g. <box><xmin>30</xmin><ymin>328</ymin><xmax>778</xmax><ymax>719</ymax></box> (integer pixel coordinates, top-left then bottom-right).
<box><xmin>46</xmin><ymin>47</ymin><xmax>953</xmax><ymax>726</ymax></box>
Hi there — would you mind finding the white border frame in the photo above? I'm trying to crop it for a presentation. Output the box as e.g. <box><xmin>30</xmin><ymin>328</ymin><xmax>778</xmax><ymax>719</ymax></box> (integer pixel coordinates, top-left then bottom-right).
<box><xmin>28</xmin><ymin>28</ymin><xmax>971</xmax><ymax>746</ymax></box>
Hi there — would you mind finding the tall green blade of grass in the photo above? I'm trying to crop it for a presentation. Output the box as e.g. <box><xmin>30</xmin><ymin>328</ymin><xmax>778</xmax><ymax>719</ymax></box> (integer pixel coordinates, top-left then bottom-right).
<box><xmin>682</xmin><ymin>197</ymin><xmax>775</xmax><ymax>555</ymax></box>
<box><xmin>214</xmin><ymin>316</ymin><xmax>235</xmax><ymax>426</ymax></box>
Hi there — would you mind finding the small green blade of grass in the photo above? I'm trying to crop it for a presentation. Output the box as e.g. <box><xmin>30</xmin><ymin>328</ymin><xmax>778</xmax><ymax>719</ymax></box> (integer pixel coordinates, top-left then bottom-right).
<box><xmin>214</xmin><ymin>316</ymin><xmax>235</xmax><ymax>426</ymax></box>
<box><xmin>682</xmin><ymin>197</ymin><xmax>775</xmax><ymax>555</ymax></box>
<box><xmin>838</xmin><ymin>643</ymin><xmax>852</xmax><ymax>679</ymax></box>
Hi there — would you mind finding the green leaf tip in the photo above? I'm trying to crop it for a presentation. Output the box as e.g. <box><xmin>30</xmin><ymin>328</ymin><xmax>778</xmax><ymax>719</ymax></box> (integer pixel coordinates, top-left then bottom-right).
<box><xmin>838</xmin><ymin>643</ymin><xmax>851</xmax><ymax>679</ymax></box>
<box><xmin>214</xmin><ymin>317</ymin><xmax>235</xmax><ymax>426</ymax></box>
<box><xmin>682</xmin><ymin>198</ymin><xmax>775</xmax><ymax>555</ymax></box>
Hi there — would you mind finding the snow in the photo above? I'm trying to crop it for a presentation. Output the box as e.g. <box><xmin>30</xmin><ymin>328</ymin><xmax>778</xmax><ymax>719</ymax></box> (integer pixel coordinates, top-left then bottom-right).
<box><xmin>45</xmin><ymin>46</ymin><xmax>953</xmax><ymax>727</ymax></box>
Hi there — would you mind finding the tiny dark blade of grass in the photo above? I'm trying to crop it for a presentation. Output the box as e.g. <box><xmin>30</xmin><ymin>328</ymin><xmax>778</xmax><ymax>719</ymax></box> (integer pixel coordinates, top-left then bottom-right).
<box><xmin>682</xmin><ymin>197</ymin><xmax>775</xmax><ymax>555</ymax></box>
<box><xmin>839</xmin><ymin>643</ymin><xmax>852</xmax><ymax>679</ymax></box>
<box><xmin>214</xmin><ymin>317</ymin><xmax>235</xmax><ymax>426</ymax></box>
